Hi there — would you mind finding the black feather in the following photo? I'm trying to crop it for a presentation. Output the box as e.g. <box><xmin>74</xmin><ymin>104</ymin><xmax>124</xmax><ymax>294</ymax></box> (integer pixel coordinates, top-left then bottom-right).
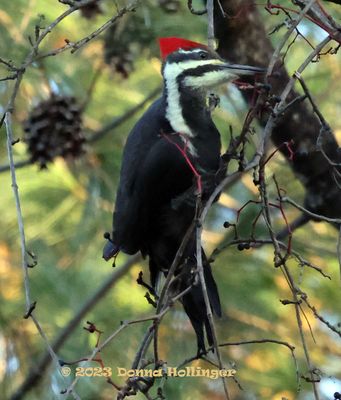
<box><xmin>104</xmin><ymin>90</ymin><xmax>224</xmax><ymax>352</ymax></box>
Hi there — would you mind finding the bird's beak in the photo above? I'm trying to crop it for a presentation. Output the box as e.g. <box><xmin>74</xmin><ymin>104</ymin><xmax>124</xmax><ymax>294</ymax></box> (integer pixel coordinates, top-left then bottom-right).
<box><xmin>222</xmin><ymin>63</ymin><xmax>266</xmax><ymax>76</ymax></box>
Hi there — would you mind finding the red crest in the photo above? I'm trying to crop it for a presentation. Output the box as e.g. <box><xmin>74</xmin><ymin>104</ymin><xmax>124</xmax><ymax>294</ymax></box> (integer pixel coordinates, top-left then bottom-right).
<box><xmin>158</xmin><ymin>37</ymin><xmax>207</xmax><ymax>60</ymax></box>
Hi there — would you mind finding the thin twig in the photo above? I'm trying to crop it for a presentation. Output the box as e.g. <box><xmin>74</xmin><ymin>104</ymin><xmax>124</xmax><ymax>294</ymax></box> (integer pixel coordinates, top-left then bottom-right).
<box><xmin>196</xmin><ymin>222</ymin><xmax>230</xmax><ymax>400</ymax></box>
<box><xmin>88</xmin><ymin>87</ymin><xmax>161</xmax><ymax>143</ymax></box>
<box><xmin>282</xmin><ymin>265</ymin><xmax>320</xmax><ymax>399</ymax></box>
<box><xmin>336</xmin><ymin>225</ymin><xmax>341</xmax><ymax>280</ymax></box>
<box><xmin>278</xmin><ymin>35</ymin><xmax>331</xmax><ymax>103</ymax></box>
<box><xmin>197</xmin><ymin>24</ymin><xmax>332</xmax><ymax>400</ymax></box>
<box><xmin>178</xmin><ymin>338</ymin><xmax>299</xmax><ymax>387</ymax></box>
<box><xmin>5</xmin><ymin>112</ymin><xmax>78</xmax><ymax>399</ymax></box>
<box><xmin>10</xmin><ymin>255</ymin><xmax>140</xmax><ymax>400</ymax></box>
<box><xmin>281</xmin><ymin>196</ymin><xmax>341</xmax><ymax>224</ymax></box>
<box><xmin>156</xmin><ymin>222</ymin><xmax>195</xmax><ymax>316</ymax></box>
<box><xmin>5</xmin><ymin>112</ymin><xmax>31</xmax><ymax>311</ymax></box>
<box><xmin>295</xmin><ymin>74</ymin><xmax>328</xmax><ymax>126</ymax></box>
<box><xmin>260</xmin><ymin>155</ymin><xmax>320</xmax><ymax>398</ymax></box>
<box><xmin>210</xmin><ymin>237</ymin><xmax>331</xmax><ymax>279</ymax></box>
<box><xmin>267</xmin><ymin>0</ymin><xmax>317</xmax><ymax>77</ymax></box>
<box><xmin>300</xmin><ymin>293</ymin><xmax>341</xmax><ymax>337</ymax></box>
<box><xmin>1</xmin><ymin>0</ymin><xmax>140</xmax><ymax>127</ymax></box>
<box><xmin>64</xmin><ymin>284</ymin><xmax>194</xmax><ymax>396</ymax></box>
<box><xmin>207</xmin><ymin>0</ymin><xmax>215</xmax><ymax>49</ymax></box>
<box><xmin>37</xmin><ymin>1</ymin><xmax>139</xmax><ymax>59</ymax></box>
<box><xmin>0</xmin><ymin>159</ymin><xmax>31</xmax><ymax>174</ymax></box>
<box><xmin>128</xmin><ymin>221</ymin><xmax>196</xmax><ymax>374</ymax></box>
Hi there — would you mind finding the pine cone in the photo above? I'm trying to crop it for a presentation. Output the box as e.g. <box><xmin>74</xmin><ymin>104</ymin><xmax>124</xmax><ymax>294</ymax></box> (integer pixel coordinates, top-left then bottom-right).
<box><xmin>104</xmin><ymin>13</ymin><xmax>155</xmax><ymax>78</ymax></box>
<box><xmin>76</xmin><ymin>0</ymin><xmax>102</xmax><ymax>19</ymax></box>
<box><xmin>104</xmin><ymin>41</ymin><xmax>135</xmax><ymax>79</ymax></box>
<box><xmin>23</xmin><ymin>95</ymin><xmax>85</xmax><ymax>169</ymax></box>
<box><xmin>158</xmin><ymin>0</ymin><xmax>181</xmax><ymax>13</ymax></box>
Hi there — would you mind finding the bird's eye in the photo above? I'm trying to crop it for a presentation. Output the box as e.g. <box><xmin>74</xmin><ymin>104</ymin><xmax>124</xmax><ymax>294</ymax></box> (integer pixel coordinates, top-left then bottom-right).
<box><xmin>199</xmin><ymin>51</ymin><xmax>208</xmax><ymax>59</ymax></box>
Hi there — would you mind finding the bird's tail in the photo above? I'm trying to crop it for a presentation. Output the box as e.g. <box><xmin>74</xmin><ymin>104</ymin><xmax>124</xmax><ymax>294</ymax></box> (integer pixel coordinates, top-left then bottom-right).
<box><xmin>179</xmin><ymin>252</ymin><xmax>221</xmax><ymax>354</ymax></box>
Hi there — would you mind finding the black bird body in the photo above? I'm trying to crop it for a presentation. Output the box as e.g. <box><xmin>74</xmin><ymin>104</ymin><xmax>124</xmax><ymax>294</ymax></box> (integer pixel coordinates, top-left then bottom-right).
<box><xmin>114</xmin><ymin>96</ymin><xmax>221</xmax><ymax>256</ymax></box>
<box><xmin>103</xmin><ymin>39</ymin><xmax>263</xmax><ymax>352</ymax></box>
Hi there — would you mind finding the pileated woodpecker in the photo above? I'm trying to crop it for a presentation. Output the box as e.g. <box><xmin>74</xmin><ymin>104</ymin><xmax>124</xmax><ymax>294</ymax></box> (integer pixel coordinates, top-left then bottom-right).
<box><xmin>103</xmin><ymin>37</ymin><xmax>263</xmax><ymax>353</ymax></box>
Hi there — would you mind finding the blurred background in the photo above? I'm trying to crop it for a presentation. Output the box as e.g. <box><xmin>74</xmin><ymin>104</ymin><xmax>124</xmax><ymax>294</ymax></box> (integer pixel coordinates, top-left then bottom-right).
<box><xmin>0</xmin><ymin>0</ymin><xmax>340</xmax><ymax>399</ymax></box>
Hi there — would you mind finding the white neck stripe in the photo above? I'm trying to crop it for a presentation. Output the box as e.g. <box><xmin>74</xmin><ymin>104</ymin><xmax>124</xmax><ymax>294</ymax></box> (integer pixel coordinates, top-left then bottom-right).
<box><xmin>163</xmin><ymin>59</ymin><xmax>223</xmax><ymax>139</ymax></box>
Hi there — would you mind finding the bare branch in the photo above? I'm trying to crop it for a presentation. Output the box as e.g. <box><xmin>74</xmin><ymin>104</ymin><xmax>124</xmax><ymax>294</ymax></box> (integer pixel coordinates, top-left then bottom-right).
<box><xmin>10</xmin><ymin>255</ymin><xmax>140</xmax><ymax>400</ymax></box>
<box><xmin>0</xmin><ymin>159</ymin><xmax>31</xmax><ymax>175</ymax></box>
<box><xmin>267</xmin><ymin>0</ymin><xmax>318</xmax><ymax>77</ymax></box>
<box><xmin>178</xmin><ymin>338</ymin><xmax>299</xmax><ymax>387</ymax></box>
<box><xmin>300</xmin><ymin>293</ymin><xmax>341</xmax><ymax>337</ymax></box>
<box><xmin>0</xmin><ymin>57</ymin><xmax>18</xmax><ymax>70</ymax></box>
<box><xmin>196</xmin><ymin>222</ymin><xmax>230</xmax><ymax>400</ymax></box>
<box><xmin>207</xmin><ymin>0</ymin><xmax>215</xmax><ymax>48</ymax></box>
<box><xmin>282</xmin><ymin>265</ymin><xmax>320</xmax><ymax>399</ymax></box>
<box><xmin>336</xmin><ymin>225</ymin><xmax>341</xmax><ymax>280</ymax></box>
<box><xmin>1</xmin><ymin>0</ymin><xmax>140</xmax><ymax>127</ymax></box>
<box><xmin>5</xmin><ymin>112</ymin><xmax>78</xmax><ymax>398</ymax></box>
<box><xmin>281</xmin><ymin>196</ymin><xmax>341</xmax><ymax>224</ymax></box>
<box><xmin>63</xmin><ymin>283</ymin><xmax>194</xmax><ymax>397</ymax></box>
<box><xmin>37</xmin><ymin>1</ymin><xmax>139</xmax><ymax>60</ymax></box>
<box><xmin>5</xmin><ymin>112</ymin><xmax>31</xmax><ymax>310</ymax></box>
<box><xmin>88</xmin><ymin>87</ymin><xmax>161</xmax><ymax>143</ymax></box>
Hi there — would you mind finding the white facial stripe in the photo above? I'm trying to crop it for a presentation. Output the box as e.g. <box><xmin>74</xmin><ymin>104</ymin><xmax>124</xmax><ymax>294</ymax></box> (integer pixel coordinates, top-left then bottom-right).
<box><xmin>178</xmin><ymin>48</ymin><xmax>207</xmax><ymax>54</ymax></box>
<box><xmin>163</xmin><ymin>59</ymin><xmax>224</xmax><ymax>138</ymax></box>
<box><xmin>184</xmin><ymin>70</ymin><xmax>238</xmax><ymax>88</ymax></box>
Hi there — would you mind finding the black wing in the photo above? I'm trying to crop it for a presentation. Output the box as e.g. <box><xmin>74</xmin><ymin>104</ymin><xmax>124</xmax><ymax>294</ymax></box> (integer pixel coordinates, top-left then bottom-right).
<box><xmin>108</xmin><ymin>98</ymin><xmax>194</xmax><ymax>256</ymax></box>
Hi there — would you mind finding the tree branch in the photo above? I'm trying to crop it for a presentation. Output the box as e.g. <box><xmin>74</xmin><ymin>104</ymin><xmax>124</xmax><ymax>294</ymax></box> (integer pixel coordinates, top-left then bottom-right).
<box><xmin>10</xmin><ymin>254</ymin><xmax>140</xmax><ymax>400</ymax></box>
<box><xmin>5</xmin><ymin>112</ymin><xmax>79</xmax><ymax>399</ymax></box>
<box><xmin>214</xmin><ymin>0</ymin><xmax>341</xmax><ymax>222</ymax></box>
